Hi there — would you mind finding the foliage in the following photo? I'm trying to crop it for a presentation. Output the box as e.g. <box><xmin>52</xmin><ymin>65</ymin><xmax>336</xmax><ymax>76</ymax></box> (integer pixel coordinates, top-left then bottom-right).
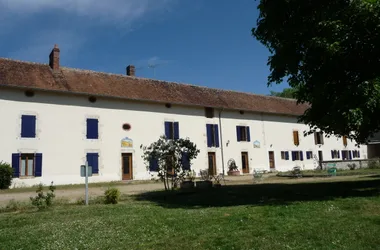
<box><xmin>252</xmin><ymin>0</ymin><xmax>380</xmax><ymax>144</ymax></box>
<box><xmin>0</xmin><ymin>161</ymin><xmax>13</xmax><ymax>189</ymax></box>
<box><xmin>184</xmin><ymin>170</ymin><xmax>196</xmax><ymax>181</ymax></box>
<box><xmin>30</xmin><ymin>182</ymin><xmax>56</xmax><ymax>210</ymax></box>
<box><xmin>368</xmin><ymin>159</ymin><xmax>380</xmax><ymax>169</ymax></box>
<box><xmin>142</xmin><ymin>135</ymin><xmax>200</xmax><ymax>191</ymax></box>
<box><xmin>269</xmin><ymin>87</ymin><xmax>297</xmax><ymax>99</ymax></box>
<box><xmin>227</xmin><ymin>160</ymin><xmax>239</xmax><ymax>172</ymax></box>
<box><xmin>104</xmin><ymin>187</ymin><xmax>121</xmax><ymax>204</ymax></box>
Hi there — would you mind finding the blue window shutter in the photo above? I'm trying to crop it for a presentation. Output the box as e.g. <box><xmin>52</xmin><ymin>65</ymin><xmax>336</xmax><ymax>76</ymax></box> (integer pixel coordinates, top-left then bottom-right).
<box><xmin>206</xmin><ymin>124</ymin><xmax>212</xmax><ymax>147</ymax></box>
<box><xmin>236</xmin><ymin>126</ymin><xmax>241</xmax><ymax>142</ymax></box>
<box><xmin>306</xmin><ymin>152</ymin><xmax>309</xmax><ymax>159</ymax></box>
<box><xmin>247</xmin><ymin>127</ymin><xmax>251</xmax><ymax>142</ymax></box>
<box><xmin>87</xmin><ymin>153</ymin><xmax>99</xmax><ymax>174</ymax></box>
<box><xmin>285</xmin><ymin>151</ymin><xmax>289</xmax><ymax>160</ymax></box>
<box><xmin>174</xmin><ymin>122</ymin><xmax>179</xmax><ymax>139</ymax></box>
<box><xmin>35</xmin><ymin>153</ymin><xmax>43</xmax><ymax>177</ymax></box>
<box><xmin>21</xmin><ymin>115</ymin><xmax>36</xmax><ymax>138</ymax></box>
<box><xmin>292</xmin><ymin>151</ymin><xmax>295</xmax><ymax>161</ymax></box>
<box><xmin>300</xmin><ymin>151</ymin><xmax>304</xmax><ymax>161</ymax></box>
<box><xmin>348</xmin><ymin>151</ymin><xmax>352</xmax><ymax>160</ymax></box>
<box><xmin>358</xmin><ymin>151</ymin><xmax>360</xmax><ymax>158</ymax></box>
<box><xmin>337</xmin><ymin>150</ymin><xmax>340</xmax><ymax>158</ymax></box>
<box><xmin>215</xmin><ymin>124</ymin><xmax>220</xmax><ymax>147</ymax></box>
<box><xmin>86</xmin><ymin>118</ymin><xmax>98</xmax><ymax>139</ymax></box>
<box><xmin>331</xmin><ymin>150</ymin><xmax>334</xmax><ymax>159</ymax></box>
<box><xmin>12</xmin><ymin>153</ymin><xmax>20</xmax><ymax>178</ymax></box>
<box><xmin>164</xmin><ymin>122</ymin><xmax>171</xmax><ymax>138</ymax></box>
<box><xmin>181</xmin><ymin>152</ymin><xmax>190</xmax><ymax>170</ymax></box>
<box><xmin>149</xmin><ymin>158</ymin><xmax>159</xmax><ymax>172</ymax></box>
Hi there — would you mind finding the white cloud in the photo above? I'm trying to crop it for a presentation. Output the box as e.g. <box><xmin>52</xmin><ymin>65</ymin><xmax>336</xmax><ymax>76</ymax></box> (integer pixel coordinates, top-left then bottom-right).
<box><xmin>0</xmin><ymin>0</ymin><xmax>174</xmax><ymax>23</ymax></box>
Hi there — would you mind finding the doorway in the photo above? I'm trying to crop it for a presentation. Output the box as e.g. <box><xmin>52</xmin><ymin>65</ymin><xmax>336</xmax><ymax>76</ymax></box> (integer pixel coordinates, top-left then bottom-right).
<box><xmin>241</xmin><ymin>152</ymin><xmax>249</xmax><ymax>174</ymax></box>
<box><xmin>208</xmin><ymin>152</ymin><xmax>216</xmax><ymax>176</ymax></box>
<box><xmin>268</xmin><ymin>151</ymin><xmax>276</xmax><ymax>169</ymax></box>
<box><xmin>121</xmin><ymin>153</ymin><xmax>133</xmax><ymax>180</ymax></box>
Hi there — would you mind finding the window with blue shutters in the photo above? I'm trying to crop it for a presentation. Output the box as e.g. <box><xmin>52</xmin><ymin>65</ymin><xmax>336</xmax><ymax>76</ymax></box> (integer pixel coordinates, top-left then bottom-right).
<box><xmin>164</xmin><ymin>121</ymin><xmax>179</xmax><ymax>139</ymax></box>
<box><xmin>236</xmin><ymin>126</ymin><xmax>250</xmax><ymax>142</ymax></box>
<box><xmin>86</xmin><ymin>118</ymin><xmax>99</xmax><ymax>139</ymax></box>
<box><xmin>281</xmin><ymin>151</ymin><xmax>290</xmax><ymax>160</ymax></box>
<box><xmin>149</xmin><ymin>158</ymin><xmax>159</xmax><ymax>172</ymax></box>
<box><xmin>291</xmin><ymin>151</ymin><xmax>303</xmax><ymax>161</ymax></box>
<box><xmin>21</xmin><ymin>115</ymin><xmax>36</xmax><ymax>138</ymax></box>
<box><xmin>331</xmin><ymin>150</ymin><xmax>340</xmax><ymax>159</ymax></box>
<box><xmin>181</xmin><ymin>152</ymin><xmax>190</xmax><ymax>170</ymax></box>
<box><xmin>11</xmin><ymin>153</ymin><xmax>42</xmax><ymax>177</ymax></box>
<box><xmin>206</xmin><ymin>124</ymin><xmax>220</xmax><ymax>147</ymax></box>
<box><xmin>306</xmin><ymin>151</ymin><xmax>313</xmax><ymax>159</ymax></box>
<box><xmin>86</xmin><ymin>153</ymin><xmax>99</xmax><ymax>174</ymax></box>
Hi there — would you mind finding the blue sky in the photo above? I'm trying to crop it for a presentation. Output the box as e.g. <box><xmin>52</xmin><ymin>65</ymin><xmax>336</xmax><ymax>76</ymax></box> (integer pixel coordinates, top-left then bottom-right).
<box><xmin>0</xmin><ymin>0</ymin><xmax>288</xmax><ymax>95</ymax></box>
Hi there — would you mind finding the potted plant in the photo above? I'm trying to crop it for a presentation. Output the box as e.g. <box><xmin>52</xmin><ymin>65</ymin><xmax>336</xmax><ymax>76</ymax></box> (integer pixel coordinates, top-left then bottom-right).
<box><xmin>196</xmin><ymin>170</ymin><xmax>213</xmax><ymax>189</ymax></box>
<box><xmin>180</xmin><ymin>170</ymin><xmax>195</xmax><ymax>189</ymax></box>
<box><xmin>227</xmin><ymin>159</ymin><xmax>240</xmax><ymax>176</ymax></box>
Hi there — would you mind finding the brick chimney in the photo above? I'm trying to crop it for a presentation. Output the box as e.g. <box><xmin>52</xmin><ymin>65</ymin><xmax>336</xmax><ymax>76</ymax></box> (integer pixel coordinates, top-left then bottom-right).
<box><xmin>49</xmin><ymin>44</ymin><xmax>60</xmax><ymax>71</ymax></box>
<box><xmin>126</xmin><ymin>65</ymin><xmax>135</xmax><ymax>76</ymax></box>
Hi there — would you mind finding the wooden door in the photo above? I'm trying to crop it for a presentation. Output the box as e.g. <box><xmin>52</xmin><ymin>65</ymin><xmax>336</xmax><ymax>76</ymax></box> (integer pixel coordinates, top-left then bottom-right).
<box><xmin>268</xmin><ymin>151</ymin><xmax>275</xmax><ymax>169</ymax></box>
<box><xmin>122</xmin><ymin>153</ymin><xmax>133</xmax><ymax>180</ymax></box>
<box><xmin>208</xmin><ymin>152</ymin><xmax>216</xmax><ymax>176</ymax></box>
<box><xmin>241</xmin><ymin>152</ymin><xmax>249</xmax><ymax>173</ymax></box>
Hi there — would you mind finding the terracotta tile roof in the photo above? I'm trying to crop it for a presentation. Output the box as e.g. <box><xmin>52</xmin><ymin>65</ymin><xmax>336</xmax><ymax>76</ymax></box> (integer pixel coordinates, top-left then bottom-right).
<box><xmin>0</xmin><ymin>57</ymin><xmax>308</xmax><ymax>116</ymax></box>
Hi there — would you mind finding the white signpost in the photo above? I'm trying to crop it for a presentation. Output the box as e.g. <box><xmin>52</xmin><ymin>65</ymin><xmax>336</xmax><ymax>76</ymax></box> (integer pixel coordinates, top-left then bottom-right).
<box><xmin>80</xmin><ymin>161</ymin><xmax>92</xmax><ymax>205</ymax></box>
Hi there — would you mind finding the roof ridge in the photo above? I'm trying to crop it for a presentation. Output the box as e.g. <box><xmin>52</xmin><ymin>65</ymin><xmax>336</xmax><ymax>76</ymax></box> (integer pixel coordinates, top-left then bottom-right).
<box><xmin>0</xmin><ymin>57</ymin><xmax>48</xmax><ymax>66</ymax></box>
<box><xmin>61</xmin><ymin>65</ymin><xmax>298</xmax><ymax>103</ymax></box>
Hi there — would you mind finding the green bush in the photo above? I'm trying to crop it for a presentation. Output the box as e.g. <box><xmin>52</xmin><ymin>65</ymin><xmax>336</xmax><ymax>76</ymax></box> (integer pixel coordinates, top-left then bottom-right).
<box><xmin>104</xmin><ymin>187</ymin><xmax>120</xmax><ymax>204</ymax></box>
<box><xmin>0</xmin><ymin>161</ymin><xmax>13</xmax><ymax>189</ymax></box>
<box><xmin>368</xmin><ymin>159</ymin><xmax>380</xmax><ymax>169</ymax></box>
<box><xmin>30</xmin><ymin>182</ymin><xmax>56</xmax><ymax>210</ymax></box>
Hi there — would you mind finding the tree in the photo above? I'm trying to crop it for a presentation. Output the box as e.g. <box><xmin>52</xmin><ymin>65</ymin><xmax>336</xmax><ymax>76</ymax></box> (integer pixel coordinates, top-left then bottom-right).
<box><xmin>142</xmin><ymin>136</ymin><xmax>200</xmax><ymax>191</ymax></box>
<box><xmin>252</xmin><ymin>0</ymin><xmax>380</xmax><ymax>144</ymax></box>
<box><xmin>269</xmin><ymin>87</ymin><xmax>297</xmax><ymax>99</ymax></box>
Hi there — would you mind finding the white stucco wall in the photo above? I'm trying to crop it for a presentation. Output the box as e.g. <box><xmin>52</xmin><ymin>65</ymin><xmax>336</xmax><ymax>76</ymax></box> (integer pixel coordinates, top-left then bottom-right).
<box><xmin>0</xmin><ymin>88</ymin><xmax>366</xmax><ymax>187</ymax></box>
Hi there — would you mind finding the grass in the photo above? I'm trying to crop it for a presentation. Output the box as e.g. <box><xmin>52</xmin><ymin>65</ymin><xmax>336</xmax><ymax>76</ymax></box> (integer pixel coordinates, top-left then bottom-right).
<box><xmin>2</xmin><ymin>177</ymin><xmax>380</xmax><ymax>249</ymax></box>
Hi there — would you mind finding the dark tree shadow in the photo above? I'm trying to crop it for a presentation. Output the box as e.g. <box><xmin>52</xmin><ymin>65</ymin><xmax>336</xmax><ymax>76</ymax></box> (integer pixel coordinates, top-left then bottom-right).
<box><xmin>133</xmin><ymin>178</ymin><xmax>380</xmax><ymax>209</ymax></box>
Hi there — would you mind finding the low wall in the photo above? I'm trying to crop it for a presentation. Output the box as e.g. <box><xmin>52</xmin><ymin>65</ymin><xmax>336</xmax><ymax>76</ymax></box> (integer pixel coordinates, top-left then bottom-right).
<box><xmin>320</xmin><ymin>158</ymin><xmax>380</xmax><ymax>170</ymax></box>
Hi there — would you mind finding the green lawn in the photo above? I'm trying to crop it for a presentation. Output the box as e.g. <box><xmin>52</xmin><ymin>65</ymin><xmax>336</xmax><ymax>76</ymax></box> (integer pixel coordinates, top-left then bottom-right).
<box><xmin>2</xmin><ymin>178</ymin><xmax>380</xmax><ymax>249</ymax></box>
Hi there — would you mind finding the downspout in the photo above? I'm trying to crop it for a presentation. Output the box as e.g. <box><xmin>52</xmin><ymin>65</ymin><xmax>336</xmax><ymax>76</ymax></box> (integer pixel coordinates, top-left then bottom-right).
<box><xmin>219</xmin><ymin>108</ymin><xmax>225</xmax><ymax>175</ymax></box>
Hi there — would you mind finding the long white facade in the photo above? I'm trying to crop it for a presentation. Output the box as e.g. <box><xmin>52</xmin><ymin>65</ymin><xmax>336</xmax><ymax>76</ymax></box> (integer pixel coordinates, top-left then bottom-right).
<box><xmin>0</xmin><ymin>87</ymin><xmax>366</xmax><ymax>187</ymax></box>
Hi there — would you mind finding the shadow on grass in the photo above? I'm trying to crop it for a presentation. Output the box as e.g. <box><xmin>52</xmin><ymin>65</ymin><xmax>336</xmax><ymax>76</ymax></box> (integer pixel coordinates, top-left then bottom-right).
<box><xmin>133</xmin><ymin>178</ymin><xmax>380</xmax><ymax>208</ymax></box>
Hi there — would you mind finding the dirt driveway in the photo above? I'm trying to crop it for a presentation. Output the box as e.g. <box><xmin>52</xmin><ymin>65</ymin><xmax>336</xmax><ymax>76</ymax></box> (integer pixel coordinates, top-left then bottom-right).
<box><xmin>0</xmin><ymin>174</ymin><xmax>374</xmax><ymax>206</ymax></box>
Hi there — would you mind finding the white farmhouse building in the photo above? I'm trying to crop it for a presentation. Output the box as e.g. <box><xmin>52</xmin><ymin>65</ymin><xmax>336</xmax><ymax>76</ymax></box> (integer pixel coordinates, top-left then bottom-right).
<box><xmin>0</xmin><ymin>45</ymin><xmax>366</xmax><ymax>187</ymax></box>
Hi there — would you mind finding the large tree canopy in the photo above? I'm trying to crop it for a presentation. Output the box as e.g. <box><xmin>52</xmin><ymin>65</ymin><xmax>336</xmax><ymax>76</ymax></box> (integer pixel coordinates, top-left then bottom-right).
<box><xmin>252</xmin><ymin>0</ymin><xmax>380</xmax><ymax>144</ymax></box>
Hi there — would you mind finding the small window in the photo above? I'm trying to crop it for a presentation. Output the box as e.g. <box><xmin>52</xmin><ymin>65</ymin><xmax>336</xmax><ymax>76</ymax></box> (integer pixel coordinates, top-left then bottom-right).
<box><xmin>24</xmin><ymin>90</ymin><xmax>35</xmax><ymax>97</ymax></box>
<box><xmin>86</xmin><ymin>118</ymin><xmax>99</xmax><ymax>139</ymax></box>
<box><xmin>88</xmin><ymin>96</ymin><xmax>97</xmax><ymax>103</ymax></box>
<box><xmin>21</xmin><ymin>115</ymin><xmax>36</xmax><ymax>138</ymax></box>
<box><xmin>331</xmin><ymin>150</ymin><xmax>340</xmax><ymax>159</ymax></box>
<box><xmin>314</xmin><ymin>132</ymin><xmax>324</xmax><ymax>145</ymax></box>
<box><xmin>12</xmin><ymin>153</ymin><xmax>43</xmax><ymax>178</ymax></box>
<box><xmin>291</xmin><ymin>151</ymin><xmax>303</xmax><ymax>161</ymax></box>
<box><xmin>122</xmin><ymin>123</ymin><xmax>131</xmax><ymax>131</ymax></box>
<box><xmin>205</xmin><ymin>107</ymin><xmax>214</xmax><ymax>118</ymax></box>
<box><xmin>293</xmin><ymin>130</ymin><xmax>300</xmax><ymax>146</ymax></box>
<box><xmin>306</xmin><ymin>151</ymin><xmax>313</xmax><ymax>159</ymax></box>
<box><xmin>206</xmin><ymin>124</ymin><xmax>219</xmax><ymax>147</ymax></box>
<box><xmin>236</xmin><ymin>126</ymin><xmax>251</xmax><ymax>142</ymax></box>
<box><xmin>341</xmin><ymin>150</ymin><xmax>352</xmax><ymax>160</ymax></box>
<box><xmin>281</xmin><ymin>151</ymin><xmax>289</xmax><ymax>160</ymax></box>
<box><xmin>165</xmin><ymin>121</ymin><xmax>179</xmax><ymax>140</ymax></box>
